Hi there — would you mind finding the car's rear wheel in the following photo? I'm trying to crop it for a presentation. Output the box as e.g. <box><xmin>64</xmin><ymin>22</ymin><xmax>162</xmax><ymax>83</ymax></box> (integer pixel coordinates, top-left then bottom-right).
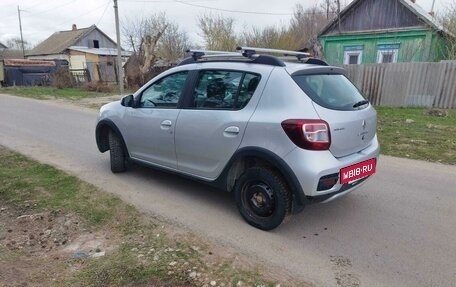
<box><xmin>108</xmin><ymin>131</ymin><xmax>126</xmax><ymax>173</ymax></box>
<box><xmin>234</xmin><ymin>167</ymin><xmax>291</xmax><ymax>230</ymax></box>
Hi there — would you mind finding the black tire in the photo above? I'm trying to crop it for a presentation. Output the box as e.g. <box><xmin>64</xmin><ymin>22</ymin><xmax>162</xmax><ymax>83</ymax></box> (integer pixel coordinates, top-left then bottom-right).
<box><xmin>108</xmin><ymin>131</ymin><xmax>126</xmax><ymax>173</ymax></box>
<box><xmin>234</xmin><ymin>167</ymin><xmax>291</xmax><ymax>231</ymax></box>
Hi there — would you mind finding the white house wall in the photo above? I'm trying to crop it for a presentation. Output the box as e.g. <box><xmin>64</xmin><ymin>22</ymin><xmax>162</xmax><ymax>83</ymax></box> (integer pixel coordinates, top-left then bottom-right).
<box><xmin>69</xmin><ymin>54</ymin><xmax>86</xmax><ymax>70</ymax></box>
<box><xmin>27</xmin><ymin>54</ymin><xmax>69</xmax><ymax>61</ymax></box>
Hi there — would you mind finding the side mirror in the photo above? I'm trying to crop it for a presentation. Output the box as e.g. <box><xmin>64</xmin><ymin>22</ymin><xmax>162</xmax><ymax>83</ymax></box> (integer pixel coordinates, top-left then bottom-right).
<box><xmin>121</xmin><ymin>94</ymin><xmax>134</xmax><ymax>107</ymax></box>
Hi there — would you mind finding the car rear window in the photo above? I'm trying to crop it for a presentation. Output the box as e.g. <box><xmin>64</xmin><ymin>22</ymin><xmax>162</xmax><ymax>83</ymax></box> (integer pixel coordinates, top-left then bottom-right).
<box><xmin>292</xmin><ymin>74</ymin><xmax>367</xmax><ymax>111</ymax></box>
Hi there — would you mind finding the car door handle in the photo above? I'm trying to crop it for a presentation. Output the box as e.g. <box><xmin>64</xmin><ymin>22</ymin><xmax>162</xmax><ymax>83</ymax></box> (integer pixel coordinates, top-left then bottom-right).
<box><xmin>160</xmin><ymin>120</ymin><xmax>173</xmax><ymax>129</ymax></box>
<box><xmin>224</xmin><ymin>126</ymin><xmax>240</xmax><ymax>136</ymax></box>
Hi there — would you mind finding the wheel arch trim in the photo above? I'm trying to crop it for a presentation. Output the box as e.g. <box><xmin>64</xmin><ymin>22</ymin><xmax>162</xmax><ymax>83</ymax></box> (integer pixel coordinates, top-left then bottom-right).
<box><xmin>215</xmin><ymin>147</ymin><xmax>309</xmax><ymax>213</ymax></box>
<box><xmin>95</xmin><ymin>119</ymin><xmax>129</xmax><ymax>156</ymax></box>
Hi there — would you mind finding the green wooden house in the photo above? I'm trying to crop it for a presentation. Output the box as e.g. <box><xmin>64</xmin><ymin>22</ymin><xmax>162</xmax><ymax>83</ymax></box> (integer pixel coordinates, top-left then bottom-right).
<box><xmin>318</xmin><ymin>0</ymin><xmax>450</xmax><ymax>65</ymax></box>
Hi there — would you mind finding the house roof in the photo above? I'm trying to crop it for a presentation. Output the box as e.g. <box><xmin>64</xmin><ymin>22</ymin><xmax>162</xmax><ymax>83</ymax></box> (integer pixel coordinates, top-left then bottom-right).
<box><xmin>0</xmin><ymin>42</ymin><xmax>7</xmax><ymax>49</ymax></box>
<box><xmin>319</xmin><ymin>0</ymin><xmax>445</xmax><ymax>36</ymax></box>
<box><xmin>3</xmin><ymin>58</ymin><xmax>55</xmax><ymax>67</ymax></box>
<box><xmin>400</xmin><ymin>0</ymin><xmax>444</xmax><ymax>31</ymax></box>
<box><xmin>27</xmin><ymin>25</ymin><xmax>119</xmax><ymax>57</ymax></box>
<box><xmin>27</xmin><ymin>25</ymin><xmax>95</xmax><ymax>56</ymax></box>
<box><xmin>69</xmin><ymin>46</ymin><xmax>131</xmax><ymax>57</ymax></box>
<box><xmin>0</xmin><ymin>49</ymin><xmax>27</xmax><ymax>60</ymax></box>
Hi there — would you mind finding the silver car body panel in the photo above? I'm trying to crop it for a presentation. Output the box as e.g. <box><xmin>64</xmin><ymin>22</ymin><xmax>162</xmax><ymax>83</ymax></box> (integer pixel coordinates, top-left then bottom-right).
<box><xmin>239</xmin><ymin>67</ymin><xmax>321</xmax><ymax>157</ymax></box>
<box><xmin>123</xmin><ymin>108</ymin><xmax>180</xmax><ymax>169</ymax></box>
<box><xmin>312</xmin><ymin>102</ymin><xmax>377</xmax><ymax>158</ymax></box>
<box><xmin>175</xmin><ymin>62</ymin><xmax>274</xmax><ymax>179</ymax></box>
<box><xmin>175</xmin><ymin>108</ymin><xmax>252</xmax><ymax>179</ymax></box>
<box><xmin>283</xmin><ymin>135</ymin><xmax>379</xmax><ymax>197</ymax></box>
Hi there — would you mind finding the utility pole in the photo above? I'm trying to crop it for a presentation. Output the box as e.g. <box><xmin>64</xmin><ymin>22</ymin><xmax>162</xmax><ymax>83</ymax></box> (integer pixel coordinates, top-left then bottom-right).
<box><xmin>113</xmin><ymin>0</ymin><xmax>124</xmax><ymax>95</ymax></box>
<box><xmin>17</xmin><ymin>5</ymin><xmax>25</xmax><ymax>59</ymax></box>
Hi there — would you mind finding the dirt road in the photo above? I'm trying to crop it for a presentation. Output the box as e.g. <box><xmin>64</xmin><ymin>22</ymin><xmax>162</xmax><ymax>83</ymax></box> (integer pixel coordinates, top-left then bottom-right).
<box><xmin>1</xmin><ymin>94</ymin><xmax>455</xmax><ymax>287</ymax></box>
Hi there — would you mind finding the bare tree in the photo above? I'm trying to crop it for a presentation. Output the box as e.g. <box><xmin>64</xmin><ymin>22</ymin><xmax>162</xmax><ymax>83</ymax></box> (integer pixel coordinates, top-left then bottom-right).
<box><xmin>289</xmin><ymin>4</ymin><xmax>329</xmax><ymax>49</ymax></box>
<box><xmin>195</xmin><ymin>2</ymin><xmax>344</xmax><ymax>54</ymax></box>
<box><xmin>139</xmin><ymin>14</ymin><xmax>169</xmax><ymax>77</ymax></box>
<box><xmin>121</xmin><ymin>17</ymin><xmax>147</xmax><ymax>54</ymax></box>
<box><xmin>439</xmin><ymin>3</ymin><xmax>456</xmax><ymax>60</ymax></box>
<box><xmin>336</xmin><ymin>0</ymin><xmax>341</xmax><ymax>33</ymax></box>
<box><xmin>240</xmin><ymin>4</ymin><xmax>329</xmax><ymax>56</ymax></box>
<box><xmin>320</xmin><ymin>0</ymin><xmax>338</xmax><ymax>20</ymax></box>
<box><xmin>122</xmin><ymin>13</ymin><xmax>191</xmax><ymax>86</ymax></box>
<box><xmin>157</xmin><ymin>22</ymin><xmax>190</xmax><ymax>64</ymax></box>
<box><xmin>5</xmin><ymin>37</ymin><xmax>31</xmax><ymax>50</ymax></box>
<box><xmin>197</xmin><ymin>13</ymin><xmax>238</xmax><ymax>51</ymax></box>
<box><xmin>241</xmin><ymin>26</ymin><xmax>297</xmax><ymax>50</ymax></box>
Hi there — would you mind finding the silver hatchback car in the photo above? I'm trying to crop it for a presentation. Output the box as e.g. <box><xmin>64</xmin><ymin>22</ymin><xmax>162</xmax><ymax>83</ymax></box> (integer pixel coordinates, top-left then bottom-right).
<box><xmin>96</xmin><ymin>47</ymin><xmax>379</xmax><ymax>230</ymax></box>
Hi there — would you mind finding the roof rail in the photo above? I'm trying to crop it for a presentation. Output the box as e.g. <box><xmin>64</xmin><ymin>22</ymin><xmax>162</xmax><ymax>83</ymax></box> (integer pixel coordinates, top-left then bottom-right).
<box><xmin>186</xmin><ymin>49</ymin><xmax>241</xmax><ymax>61</ymax></box>
<box><xmin>237</xmin><ymin>46</ymin><xmax>328</xmax><ymax>65</ymax></box>
<box><xmin>179</xmin><ymin>49</ymin><xmax>286</xmax><ymax>67</ymax></box>
<box><xmin>178</xmin><ymin>47</ymin><xmax>327</xmax><ymax>67</ymax></box>
<box><xmin>237</xmin><ymin>46</ymin><xmax>311</xmax><ymax>60</ymax></box>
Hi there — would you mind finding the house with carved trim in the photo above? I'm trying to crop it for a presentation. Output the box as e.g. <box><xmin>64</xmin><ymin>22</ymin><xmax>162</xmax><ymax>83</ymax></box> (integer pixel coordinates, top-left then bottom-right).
<box><xmin>318</xmin><ymin>0</ymin><xmax>450</xmax><ymax>65</ymax></box>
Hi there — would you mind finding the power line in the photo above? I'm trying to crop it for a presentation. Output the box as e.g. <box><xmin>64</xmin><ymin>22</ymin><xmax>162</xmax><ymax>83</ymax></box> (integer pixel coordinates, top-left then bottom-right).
<box><xmin>0</xmin><ymin>0</ymin><xmax>76</xmax><ymax>20</ymax></box>
<box><xmin>172</xmin><ymin>1</ymin><xmax>336</xmax><ymax>16</ymax></box>
<box><xmin>121</xmin><ymin>0</ymin><xmax>218</xmax><ymax>2</ymax></box>
<box><xmin>97</xmin><ymin>0</ymin><xmax>112</xmax><ymax>26</ymax></box>
<box><xmin>55</xmin><ymin>2</ymin><xmax>109</xmax><ymax>28</ymax></box>
<box><xmin>28</xmin><ymin>0</ymin><xmax>77</xmax><ymax>16</ymax></box>
<box><xmin>25</xmin><ymin>1</ymin><xmax>48</xmax><ymax>10</ymax></box>
<box><xmin>173</xmin><ymin>0</ymin><xmax>294</xmax><ymax>15</ymax></box>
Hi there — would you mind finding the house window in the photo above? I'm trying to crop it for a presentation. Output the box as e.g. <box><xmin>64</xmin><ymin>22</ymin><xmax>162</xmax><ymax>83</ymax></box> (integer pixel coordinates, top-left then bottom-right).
<box><xmin>343</xmin><ymin>45</ymin><xmax>363</xmax><ymax>65</ymax></box>
<box><xmin>93</xmin><ymin>40</ymin><xmax>100</xmax><ymax>48</ymax></box>
<box><xmin>377</xmin><ymin>44</ymin><xmax>400</xmax><ymax>63</ymax></box>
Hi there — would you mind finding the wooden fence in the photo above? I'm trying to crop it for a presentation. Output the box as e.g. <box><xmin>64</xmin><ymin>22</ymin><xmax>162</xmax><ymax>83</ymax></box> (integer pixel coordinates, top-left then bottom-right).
<box><xmin>344</xmin><ymin>62</ymin><xmax>456</xmax><ymax>109</ymax></box>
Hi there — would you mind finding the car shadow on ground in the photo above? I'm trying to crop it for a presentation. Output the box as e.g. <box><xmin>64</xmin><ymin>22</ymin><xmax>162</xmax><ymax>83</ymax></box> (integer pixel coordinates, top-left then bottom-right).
<box><xmin>123</xmin><ymin>160</ymin><xmax>371</xmax><ymax>234</ymax></box>
<box><xmin>127</xmin><ymin>161</ymin><xmax>239</xmax><ymax>212</ymax></box>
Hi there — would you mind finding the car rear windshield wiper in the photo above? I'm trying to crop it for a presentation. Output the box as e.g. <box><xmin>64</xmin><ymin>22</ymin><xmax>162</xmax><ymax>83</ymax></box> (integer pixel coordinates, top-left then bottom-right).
<box><xmin>353</xmin><ymin>100</ymin><xmax>369</xmax><ymax>108</ymax></box>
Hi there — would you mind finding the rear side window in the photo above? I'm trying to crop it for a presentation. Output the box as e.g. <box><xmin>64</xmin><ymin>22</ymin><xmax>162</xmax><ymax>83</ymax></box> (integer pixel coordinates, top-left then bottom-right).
<box><xmin>191</xmin><ymin>70</ymin><xmax>261</xmax><ymax>110</ymax></box>
<box><xmin>292</xmin><ymin>74</ymin><xmax>366</xmax><ymax>111</ymax></box>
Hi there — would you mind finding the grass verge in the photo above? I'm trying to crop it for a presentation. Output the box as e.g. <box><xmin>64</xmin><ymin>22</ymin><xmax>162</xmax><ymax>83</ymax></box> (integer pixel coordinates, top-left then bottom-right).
<box><xmin>0</xmin><ymin>86</ymin><xmax>116</xmax><ymax>100</ymax></box>
<box><xmin>376</xmin><ymin>107</ymin><xmax>456</xmax><ymax>164</ymax></box>
<box><xmin>0</xmin><ymin>147</ymin><xmax>307</xmax><ymax>287</ymax></box>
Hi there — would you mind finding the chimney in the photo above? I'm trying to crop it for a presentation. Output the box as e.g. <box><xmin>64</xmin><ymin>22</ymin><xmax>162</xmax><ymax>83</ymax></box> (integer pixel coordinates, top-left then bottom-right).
<box><xmin>72</xmin><ymin>24</ymin><xmax>77</xmax><ymax>31</ymax></box>
<box><xmin>410</xmin><ymin>0</ymin><xmax>415</xmax><ymax>3</ymax></box>
<box><xmin>429</xmin><ymin>11</ymin><xmax>435</xmax><ymax>17</ymax></box>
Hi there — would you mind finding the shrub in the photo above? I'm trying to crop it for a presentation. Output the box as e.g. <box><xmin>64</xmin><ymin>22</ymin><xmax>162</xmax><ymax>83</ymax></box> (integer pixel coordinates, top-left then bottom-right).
<box><xmin>51</xmin><ymin>68</ymin><xmax>73</xmax><ymax>89</ymax></box>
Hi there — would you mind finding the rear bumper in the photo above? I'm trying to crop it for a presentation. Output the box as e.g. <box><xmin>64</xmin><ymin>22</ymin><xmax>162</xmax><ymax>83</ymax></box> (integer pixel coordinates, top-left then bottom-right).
<box><xmin>283</xmin><ymin>135</ymin><xmax>380</xmax><ymax>198</ymax></box>
<box><xmin>309</xmin><ymin>176</ymin><xmax>370</xmax><ymax>203</ymax></box>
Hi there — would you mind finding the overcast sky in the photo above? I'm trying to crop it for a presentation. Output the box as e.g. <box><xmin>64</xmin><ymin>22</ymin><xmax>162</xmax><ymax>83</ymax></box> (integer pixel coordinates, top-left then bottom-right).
<box><xmin>0</xmin><ymin>0</ymin><xmax>452</xmax><ymax>49</ymax></box>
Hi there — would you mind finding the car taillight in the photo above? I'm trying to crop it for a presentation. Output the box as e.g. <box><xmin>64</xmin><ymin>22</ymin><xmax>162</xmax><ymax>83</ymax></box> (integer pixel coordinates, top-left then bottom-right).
<box><xmin>281</xmin><ymin>119</ymin><xmax>331</xmax><ymax>150</ymax></box>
